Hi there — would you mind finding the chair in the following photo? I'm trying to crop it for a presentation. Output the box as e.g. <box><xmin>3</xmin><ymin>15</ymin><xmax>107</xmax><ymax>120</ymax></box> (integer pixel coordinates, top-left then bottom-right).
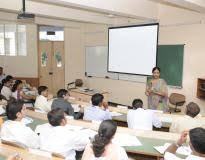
<box><xmin>169</xmin><ymin>93</ymin><xmax>185</xmax><ymax>113</ymax></box>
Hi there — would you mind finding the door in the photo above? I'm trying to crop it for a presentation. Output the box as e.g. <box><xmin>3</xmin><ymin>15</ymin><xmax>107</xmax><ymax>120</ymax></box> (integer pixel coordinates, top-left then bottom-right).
<box><xmin>38</xmin><ymin>41</ymin><xmax>65</xmax><ymax>95</ymax></box>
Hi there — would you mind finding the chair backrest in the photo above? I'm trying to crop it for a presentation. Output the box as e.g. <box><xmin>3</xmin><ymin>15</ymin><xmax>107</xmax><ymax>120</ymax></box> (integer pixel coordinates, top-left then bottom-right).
<box><xmin>1</xmin><ymin>139</ymin><xmax>28</xmax><ymax>149</ymax></box>
<box><xmin>75</xmin><ymin>79</ymin><xmax>83</xmax><ymax>87</ymax></box>
<box><xmin>169</xmin><ymin>93</ymin><xmax>185</xmax><ymax>105</ymax></box>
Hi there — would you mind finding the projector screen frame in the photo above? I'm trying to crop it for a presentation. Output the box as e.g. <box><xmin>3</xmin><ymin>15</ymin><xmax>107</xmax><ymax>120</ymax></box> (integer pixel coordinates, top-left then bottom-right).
<box><xmin>107</xmin><ymin>23</ymin><xmax>159</xmax><ymax>76</ymax></box>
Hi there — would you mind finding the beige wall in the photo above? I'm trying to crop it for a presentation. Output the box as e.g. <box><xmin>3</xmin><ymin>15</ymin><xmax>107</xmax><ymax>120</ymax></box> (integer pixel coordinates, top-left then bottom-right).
<box><xmin>0</xmin><ymin>24</ymin><xmax>38</xmax><ymax>77</ymax></box>
<box><xmin>83</xmin><ymin>8</ymin><xmax>205</xmax><ymax>115</ymax></box>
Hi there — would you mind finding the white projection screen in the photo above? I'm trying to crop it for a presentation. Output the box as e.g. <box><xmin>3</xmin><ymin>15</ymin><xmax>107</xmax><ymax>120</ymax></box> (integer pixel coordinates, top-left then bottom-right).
<box><xmin>108</xmin><ymin>23</ymin><xmax>159</xmax><ymax>76</ymax></box>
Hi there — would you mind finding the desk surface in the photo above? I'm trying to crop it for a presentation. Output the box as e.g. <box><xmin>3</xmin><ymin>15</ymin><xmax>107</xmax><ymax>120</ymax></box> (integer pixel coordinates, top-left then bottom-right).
<box><xmin>70</xmin><ymin>88</ymin><xmax>108</xmax><ymax>96</ymax></box>
<box><xmin>25</xmin><ymin>110</ymin><xmax>181</xmax><ymax>159</ymax></box>
<box><xmin>0</xmin><ymin>143</ymin><xmax>62</xmax><ymax>160</ymax></box>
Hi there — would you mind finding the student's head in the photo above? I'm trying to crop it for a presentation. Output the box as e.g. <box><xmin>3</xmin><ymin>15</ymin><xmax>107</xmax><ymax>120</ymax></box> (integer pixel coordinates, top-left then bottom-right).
<box><xmin>6</xmin><ymin>98</ymin><xmax>26</xmax><ymax>121</ymax></box>
<box><xmin>0</xmin><ymin>67</ymin><xmax>3</xmax><ymax>75</ymax></box>
<box><xmin>12</xmin><ymin>80</ymin><xmax>23</xmax><ymax>92</ymax></box>
<box><xmin>47</xmin><ymin>108</ymin><xmax>67</xmax><ymax>126</ymax></box>
<box><xmin>132</xmin><ymin>99</ymin><xmax>143</xmax><ymax>109</ymax></box>
<box><xmin>189</xmin><ymin>127</ymin><xmax>205</xmax><ymax>155</ymax></box>
<box><xmin>186</xmin><ymin>102</ymin><xmax>200</xmax><ymax>118</ymax></box>
<box><xmin>38</xmin><ymin>86</ymin><xmax>48</xmax><ymax>97</ymax></box>
<box><xmin>2</xmin><ymin>78</ymin><xmax>11</xmax><ymax>87</ymax></box>
<box><xmin>152</xmin><ymin>67</ymin><xmax>160</xmax><ymax>79</ymax></box>
<box><xmin>57</xmin><ymin>89</ymin><xmax>69</xmax><ymax>100</ymax></box>
<box><xmin>6</xmin><ymin>75</ymin><xmax>13</xmax><ymax>83</ymax></box>
<box><xmin>91</xmin><ymin>93</ymin><xmax>104</xmax><ymax>106</ymax></box>
<box><xmin>92</xmin><ymin>120</ymin><xmax>117</xmax><ymax>157</ymax></box>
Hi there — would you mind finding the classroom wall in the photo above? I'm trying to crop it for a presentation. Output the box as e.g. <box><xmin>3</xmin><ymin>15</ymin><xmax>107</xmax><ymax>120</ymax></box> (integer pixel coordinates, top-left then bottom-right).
<box><xmin>83</xmin><ymin>6</ymin><xmax>205</xmax><ymax>115</ymax></box>
<box><xmin>0</xmin><ymin>24</ymin><xmax>38</xmax><ymax>77</ymax></box>
<box><xmin>158</xmin><ymin>4</ymin><xmax>205</xmax><ymax>114</ymax></box>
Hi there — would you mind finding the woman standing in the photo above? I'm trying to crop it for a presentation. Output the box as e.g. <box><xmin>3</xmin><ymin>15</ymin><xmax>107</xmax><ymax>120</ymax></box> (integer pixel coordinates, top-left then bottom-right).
<box><xmin>145</xmin><ymin>67</ymin><xmax>168</xmax><ymax>112</ymax></box>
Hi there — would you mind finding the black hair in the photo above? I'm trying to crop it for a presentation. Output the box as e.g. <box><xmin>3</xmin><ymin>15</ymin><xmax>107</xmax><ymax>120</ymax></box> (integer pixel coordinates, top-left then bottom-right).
<box><xmin>12</xmin><ymin>80</ymin><xmax>22</xmax><ymax>92</ymax></box>
<box><xmin>47</xmin><ymin>108</ymin><xmax>65</xmax><ymax>126</ymax></box>
<box><xmin>152</xmin><ymin>67</ymin><xmax>160</xmax><ymax>73</ymax></box>
<box><xmin>189</xmin><ymin>127</ymin><xmax>205</xmax><ymax>154</ymax></box>
<box><xmin>92</xmin><ymin>120</ymin><xmax>117</xmax><ymax>157</ymax></box>
<box><xmin>0</xmin><ymin>94</ymin><xmax>6</xmax><ymax>101</ymax></box>
<box><xmin>0</xmin><ymin>66</ymin><xmax>3</xmax><ymax>70</ymax></box>
<box><xmin>5</xmin><ymin>75</ymin><xmax>13</xmax><ymax>81</ymax></box>
<box><xmin>6</xmin><ymin>98</ymin><xmax>24</xmax><ymax>120</ymax></box>
<box><xmin>38</xmin><ymin>86</ymin><xmax>48</xmax><ymax>95</ymax></box>
<box><xmin>2</xmin><ymin>78</ymin><xmax>9</xmax><ymax>86</ymax></box>
<box><xmin>57</xmin><ymin>89</ymin><xmax>68</xmax><ymax>98</ymax></box>
<box><xmin>186</xmin><ymin>102</ymin><xmax>200</xmax><ymax>118</ymax></box>
<box><xmin>132</xmin><ymin>99</ymin><xmax>143</xmax><ymax>109</ymax></box>
<box><xmin>91</xmin><ymin>93</ymin><xmax>104</xmax><ymax>106</ymax></box>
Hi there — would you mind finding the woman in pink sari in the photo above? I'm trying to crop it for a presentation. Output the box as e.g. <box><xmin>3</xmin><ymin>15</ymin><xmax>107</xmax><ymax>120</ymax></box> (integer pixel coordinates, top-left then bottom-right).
<box><xmin>145</xmin><ymin>67</ymin><xmax>168</xmax><ymax>112</ymax></box>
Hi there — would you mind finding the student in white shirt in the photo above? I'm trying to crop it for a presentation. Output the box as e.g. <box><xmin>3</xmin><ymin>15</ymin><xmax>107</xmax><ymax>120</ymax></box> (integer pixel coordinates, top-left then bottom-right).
<box><xmin>34</xmin><ymin>86</ymin><xmax>53</xmax><ymax>112</ymax></box>
<box><xmin>1</xmin><ymin>78</ymin><xmax>12</xmax><ymax>100</ymax></box>
<box><xmin>170</xmin><ymin>102</ymin><xmax>203</xmax><ymax>133</ymax></box>
<box><xmin>83</xmin><ymin>93</ymin><xmax>111</xmax><ymax>121</ymax></box>
<box><xmin>164</xmin><ymin>127</ymin><xmax>205</xmax><ymax>160</ymax></box>
<box><xmin>35</xmin><ymin>108</ymin><xmax>89</xmax><ymax>160</ymax></box>
<box><xmin>1</xmin><ymin>99</ymin><xmax>40</xmax><ymax>149</ymax></box>
<box><xmin>127</xmin><ymin>99</ymin><xmax>162</xmax><ymax>131</ymax></box>
<box><xmin>82</xmin><ymin>120</ymin><xmax>128</xmax><ymax>160</ymax></box>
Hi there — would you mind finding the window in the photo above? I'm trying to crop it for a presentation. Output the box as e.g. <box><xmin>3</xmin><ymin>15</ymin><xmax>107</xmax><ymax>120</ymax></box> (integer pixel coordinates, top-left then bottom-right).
<box><xmin>0</xmin><ymin>24</ymin><xmax>27</xmax><ymax>56</ymax></box>
<box><xmin>39</xmin><ymin>26</ymin><xmax>64</xmax><ymax>41</ymax></box>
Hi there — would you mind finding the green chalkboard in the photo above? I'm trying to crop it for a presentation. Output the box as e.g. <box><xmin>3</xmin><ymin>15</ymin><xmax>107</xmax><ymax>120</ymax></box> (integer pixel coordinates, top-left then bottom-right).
<box><xmin>157</xmin><ymin>45</ymin><xmax>184</xmax><ymax>87</ymax></box>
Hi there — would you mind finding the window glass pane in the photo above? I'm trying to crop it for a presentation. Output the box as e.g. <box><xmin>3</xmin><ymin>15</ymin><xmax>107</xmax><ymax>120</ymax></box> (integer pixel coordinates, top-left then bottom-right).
<box><xmin>17</xmin><ymin>25</ymin><xmax>26</xmax><ymax>56</ymax></box>
<box><xmin>39</xmin><ymin>26</ymin><xmax>64</xmax><ymax>41</ymax></box>
<box><xmin>5</xmin><ymin>24</ymin><xmax>17</xmax><ymax>56</ymax></box>
<box><xmin>0</xmin><ymin>25</ymin><xmax>4</xmax><ymax>55</ymax></box>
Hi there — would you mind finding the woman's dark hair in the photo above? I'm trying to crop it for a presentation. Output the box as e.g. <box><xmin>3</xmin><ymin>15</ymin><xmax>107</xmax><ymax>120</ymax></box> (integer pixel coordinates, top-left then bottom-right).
<box><xmin>91</xmin><ymin>93</ymin><xmax>104</xmax><ymax>106</ymax></box>
<box><xmin>57</xmin><ymin>89</ymin><xmax>68</xmax><ymax>98</ymax></box>
<box><xmin>92</xmin><ymin>120</ymin><xmax>117</xmax><ymax>157</ymax></box>
<box><xmin>6</xmin><ymin>98</ymin><xmax>24</xmax><ymax>120</ymax></box>
<box><xmin>47</xmin><ymin>108</ymin><xmax>65</xmax><ymax>126</ymax></box>
<box><xmin>189</xmin><ymin>127</ymin><xmax>205</xmax><ymax>154</ymax></box>
<box><xmin>38</xmin><ymin>86</ymin><xmax>48</xmax><ymax>95</ymax></box>
<box><xmin>152</xmin><ymin>67</ymin><xmax>160</xmax><ymax>73</ymax></box>
<box><xmin>12</xmin><ymin>80</ymin><xmax>22</xmax><ymax>92</ymax></box>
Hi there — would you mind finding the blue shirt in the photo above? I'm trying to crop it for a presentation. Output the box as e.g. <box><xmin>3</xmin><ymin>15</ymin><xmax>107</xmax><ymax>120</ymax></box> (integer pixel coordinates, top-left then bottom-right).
<box><xmin>83</xmin><ymin>105</ymin><xmax>112</xmax><ymax>121</ymax></box>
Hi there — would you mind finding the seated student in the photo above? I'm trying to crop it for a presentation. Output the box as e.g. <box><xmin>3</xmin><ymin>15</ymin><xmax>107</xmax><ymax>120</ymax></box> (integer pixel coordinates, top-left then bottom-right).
<box><xmin>35</xmin><ymin>108</ymin><xmax>89</xmax><ymax>160</ymax></box>
<box><xmin>5</xmin><ymin>75</ymin><xmax>14</xmax><ymax>84</ymax></box>
<box><xmin>170</xmin><ymin>102</ymin><xmax>203</xmax><ymax>133</ymax></box>
<box><xmin>11</xmin><ymin>80</ymin><xmax>35</xmax><ymax>101</ymax></box>
<box><xmin>127</xmin><ymin>99</ymin><xmax>162</xmax><ymax>131</ymax></box>
<box><xmin>0</xmin><ymin>66</ymin><xmax>5</xmax><ymax>84</ymax></box>
<box><xmin>34</xmin><ymin>86</ymin><xmax>53</xmax><ymax>112</ymax></box>
<box><xmin>82</xmin><ymin>120</ymin><xmax>128</xmax><ymax>160</ymax></box>
<box><xmin>164</xmin><ymin>127</ymin><xmax>205</xmax><ymax>160</ymax></box>
<box><xmin>51</xmin><ymin>89</ymin><xmax>83</xmax><ymax>119</ymax></box>
<box><xmin>1</xmin><ymin>99</ymin><xmax>39</xmax><ymax>149</ymax></box>
<box><xmin>1</xmin><ymin>78</ymin><xmax>12</xmax><ymax>100</ymax></box>
<box><xmin>83</xmin><ymin>93</ymin><xmax>111</xmax><ymax>121</ymax></box>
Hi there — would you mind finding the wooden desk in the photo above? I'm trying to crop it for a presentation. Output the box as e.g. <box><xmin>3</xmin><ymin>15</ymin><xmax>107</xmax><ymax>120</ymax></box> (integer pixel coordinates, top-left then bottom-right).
<box><xmin>0</xmin><ymin>143</ymin><xmax>62</xmax><ymax>160</ymax></box>
<box><xmin>26</xmin><ymin>110</ymin><xmax>181</xmax><ymax>160</ymax></box>
<box><xmin>69</xmin><ymin>88</ymin><xmax>109</xmax><ymax>102</ymax></box>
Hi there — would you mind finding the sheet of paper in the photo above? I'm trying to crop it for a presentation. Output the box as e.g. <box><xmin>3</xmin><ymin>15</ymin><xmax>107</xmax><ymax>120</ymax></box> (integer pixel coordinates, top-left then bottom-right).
<box><xmin>112</xmin><ymin>133</ymin><xmax>142</xmax><ymax>147</ymax></box>
<box><xmin>110</xmin><ymin>111</ymin><xmax>123</xmax><ymax>117</ymax></box>
<box><xmin>28</xmin><ymin>148</ymin><xmax>52</xmax><ymax>158</ymax></box>
<box><xmin>71</xmin><ymin>104</ymin><xmax>80</xmax><ymax>112</ymax></box>
<box><xmin>117</xmin><ymin>105</ymin><xmax>128</xmax><ymax>109</ymax></box>
<box><xmin>154</xmin><ymin>143</ymin><xmax>191</xmax><ymax>156</ymax></box>
<box><xmin>159</xmin><ymin>117</ymin><xmax>172</xmax><ymax>123</ymax></box>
